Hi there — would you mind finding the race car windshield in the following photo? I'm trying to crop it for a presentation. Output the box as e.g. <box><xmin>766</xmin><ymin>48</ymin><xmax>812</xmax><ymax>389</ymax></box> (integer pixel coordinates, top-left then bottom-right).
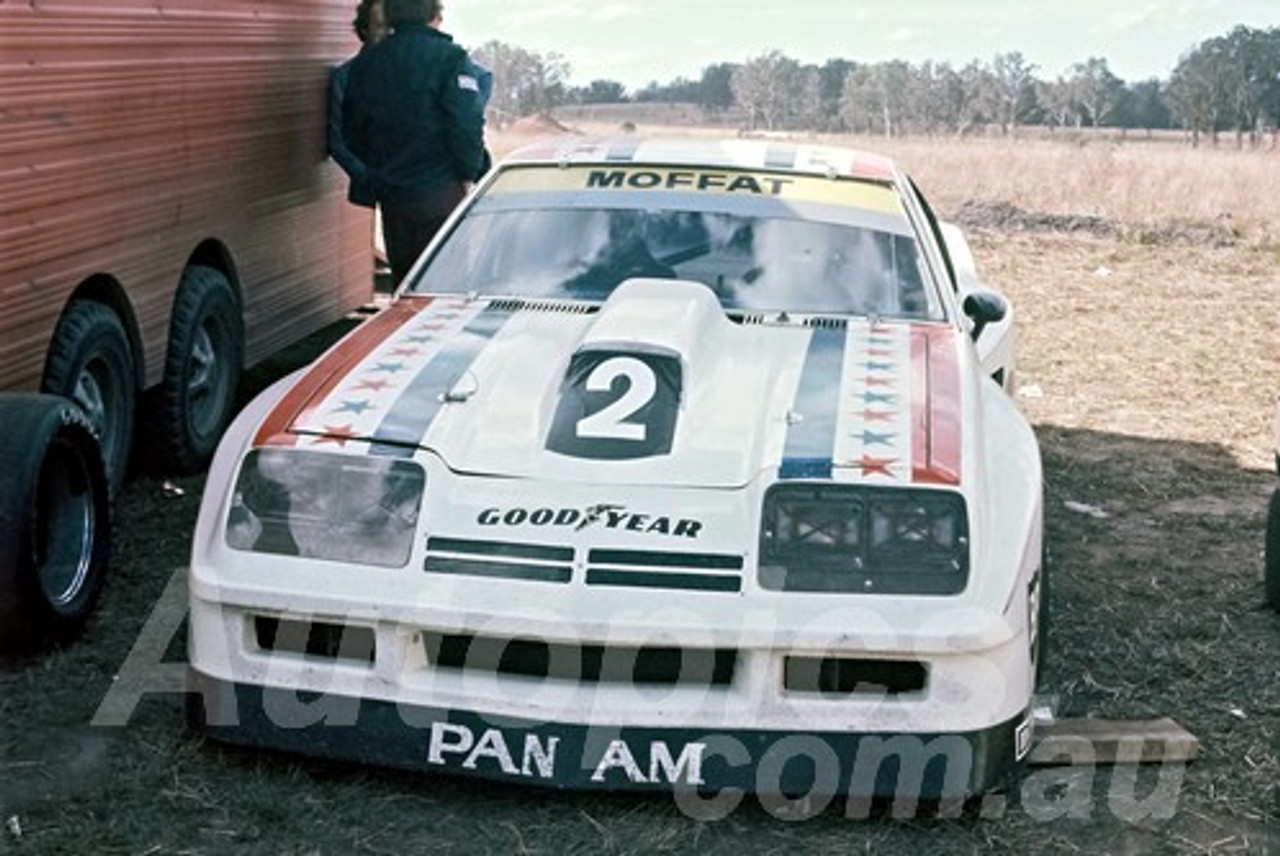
<box><xmin>411</xmin><ymin>196</ymin><xmax>941</xmax><ymax>320</ymax></box>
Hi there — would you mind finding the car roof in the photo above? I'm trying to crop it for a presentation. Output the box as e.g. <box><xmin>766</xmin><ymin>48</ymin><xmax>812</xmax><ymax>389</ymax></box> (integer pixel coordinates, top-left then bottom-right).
<box><xmin>500</xmin><ymin>136</ymin><xmax>901</xmax><ymax>184</ymax></box>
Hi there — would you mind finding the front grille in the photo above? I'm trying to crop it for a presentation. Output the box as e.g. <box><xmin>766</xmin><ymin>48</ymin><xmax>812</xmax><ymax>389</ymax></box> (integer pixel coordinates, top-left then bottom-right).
<box><xmin>585</xmin><ymin>548</ymin><xmax>744</xmax><ymax>592</ymax></box>
<box><xmin>424</xmin><ymin>537</ymin><xmax>573</xmax><ymax>583</ymax></box>
<box><xmin>784</xmin><ymin>656</ymin><xmax>927</xmax><ymax>697</ymax></box>
<box><xmin>426</xmin><ymin>633</ymin><xmax>737</xmax><ymax>687</ymax></box>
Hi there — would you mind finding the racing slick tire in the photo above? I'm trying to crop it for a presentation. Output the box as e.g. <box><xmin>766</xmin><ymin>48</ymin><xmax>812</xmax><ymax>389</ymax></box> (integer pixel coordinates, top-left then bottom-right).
<box><xmin>0</xmin><ymin>394</ymin><xmax>111</xmax><ymax>650</ymax></box>
<box><xmin>40</xmin><ymin>299</ymin><xmax>135</xmax><ymax>494</ymax></box>
<box><xmin>148</xmin><ymin>265</ymin><xmax>243</xmax><ymax>474</ymax></box>
<box><xmin>1265</xmin><ymin>489</ymin><xmax>1280</xmax><ymax>612</ymax></box>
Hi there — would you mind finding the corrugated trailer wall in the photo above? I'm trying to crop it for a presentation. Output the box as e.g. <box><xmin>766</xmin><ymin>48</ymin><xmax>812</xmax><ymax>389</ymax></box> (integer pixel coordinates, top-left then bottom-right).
<box><xmin>0</xmin><ymin>0</ymin><xmax>374</xmax><ymax>392</ymax></box>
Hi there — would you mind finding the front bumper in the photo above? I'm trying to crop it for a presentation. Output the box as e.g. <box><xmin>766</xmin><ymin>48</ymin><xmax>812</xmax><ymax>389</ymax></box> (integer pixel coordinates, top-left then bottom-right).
<box><xmin>188</xmin><ymin>668</ymin><xmax>1031</xmax><ymax>798</ymax></box>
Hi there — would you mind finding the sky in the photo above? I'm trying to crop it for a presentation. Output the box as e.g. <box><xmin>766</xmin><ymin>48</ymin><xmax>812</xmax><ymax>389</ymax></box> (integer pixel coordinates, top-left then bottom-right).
<box><xmin>446</xmin><ymin>0</ymin><xmax>1277</xmax><ymax>92</ymax></box>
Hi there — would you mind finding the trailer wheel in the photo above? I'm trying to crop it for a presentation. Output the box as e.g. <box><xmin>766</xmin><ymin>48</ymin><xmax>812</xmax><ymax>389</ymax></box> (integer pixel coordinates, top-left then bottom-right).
<box><xmin>41</xmin><ymin>300</ymin><xmax>135</xmax><ymax>493</ymax></box>
<box><xmin>1265</xmin><ymin>489</ymin><xmax>1280</xmax><ymax>612</ymax></box>
<box><xmin>0</xmin><ymin>394</ymin><xmax>111</xmax><ymax>650</ymax></box>
<box><xmin>151</xmin><ymin>265</ymin><xmax>243</xmax><ymax>473</ymax></box>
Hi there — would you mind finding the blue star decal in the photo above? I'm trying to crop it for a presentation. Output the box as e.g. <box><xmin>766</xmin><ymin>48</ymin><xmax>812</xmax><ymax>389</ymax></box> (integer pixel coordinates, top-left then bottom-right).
<box><xmin>859</xmin><ymin>430</ymin><xmax>896</xmax><ymax>446</ymax></box>
<box><xmin>862</xmin><ymin>361</ymin><xmax>895</xmax><ymax>373</ymax></box>
<box><xmin>862</xmin><ymin>391</ymin><xmax>896</xmax><ymax>404</ymax></box>
<box><xmin>372</xmin><ymin>362</ymin><xmax>406</xmax><ymax>374</ymax></box>
<box><xmin>334</xmin><ymin>399</ymin><xmax>375</xmax><ymax>416</ymax></box>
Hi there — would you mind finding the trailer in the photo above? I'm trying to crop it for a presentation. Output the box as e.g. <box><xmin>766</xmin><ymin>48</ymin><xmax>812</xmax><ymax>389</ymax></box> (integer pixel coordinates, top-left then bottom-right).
<box><xmin>0</xmin><ymin>0</ymin><xmax>373</xmax><ymax>646</ymax></box>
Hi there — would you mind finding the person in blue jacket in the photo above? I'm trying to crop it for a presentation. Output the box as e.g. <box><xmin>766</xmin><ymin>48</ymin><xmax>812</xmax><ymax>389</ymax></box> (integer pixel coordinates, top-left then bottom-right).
<box><xmin>327</xmin><ymin>0</ymin><xmax>389</xmax><ymax>207</ymax></box>
<box><xmin>344</xmin><ymin>0</ymin><xmax>487</xmax><ymax>285</ymax></box>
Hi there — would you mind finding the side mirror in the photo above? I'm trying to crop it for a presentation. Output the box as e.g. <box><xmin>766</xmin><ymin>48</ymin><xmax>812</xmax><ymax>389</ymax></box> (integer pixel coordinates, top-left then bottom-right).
<box><xmin>962</xmin><ymin>291</ymin><xmax>1007</xmax><ymax>341</ymax></box>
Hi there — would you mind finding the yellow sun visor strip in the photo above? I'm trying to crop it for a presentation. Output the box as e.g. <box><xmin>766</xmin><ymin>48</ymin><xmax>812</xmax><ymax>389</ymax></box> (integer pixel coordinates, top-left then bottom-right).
<box><xmin>488</xmin><ymin>165</ymin><xmax>905</xmax><ymax>215</ymax></box>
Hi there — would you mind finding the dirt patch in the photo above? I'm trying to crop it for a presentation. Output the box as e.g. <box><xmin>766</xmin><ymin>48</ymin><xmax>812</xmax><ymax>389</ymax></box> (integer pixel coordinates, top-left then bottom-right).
<box><xmin>952</xmin><ymin>200</ymin><xmax>1242</xmax><ymax>249</ymax></box>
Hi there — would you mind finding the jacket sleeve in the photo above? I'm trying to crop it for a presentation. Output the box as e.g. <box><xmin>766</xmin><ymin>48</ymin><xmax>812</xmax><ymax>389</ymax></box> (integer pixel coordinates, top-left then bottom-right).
<box><xmin>440</xmin><ymin>50</ymin><xmax>487</xmax><ymax>183</ymax></box>
<box><xmin>326</xmin><ymin>63</ymin><xmax>367</xmax><ymax>184</ymax></box>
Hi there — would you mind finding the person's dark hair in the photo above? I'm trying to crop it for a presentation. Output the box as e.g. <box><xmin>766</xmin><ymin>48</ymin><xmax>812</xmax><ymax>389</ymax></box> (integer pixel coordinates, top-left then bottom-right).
<box><xmin>385</xmin><ymin>0</ymin><xmax>441</xmax><ymax>27</ymax></box>
<box><xmin>351</xmin><ymin>0</ymin><xmax>380</xmax><ymax>42</ymax></box>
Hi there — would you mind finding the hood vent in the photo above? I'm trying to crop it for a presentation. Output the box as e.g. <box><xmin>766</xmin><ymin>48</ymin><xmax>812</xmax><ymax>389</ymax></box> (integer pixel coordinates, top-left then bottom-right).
<box><xmin>805</xmin><ymin>316</ymin><xmax>848</xmax><ymax>330</ymax></box>
<box><xmin>487</xmin><ymin>298</ymin><xmax>598</xmax><ymax>315</ymax></box>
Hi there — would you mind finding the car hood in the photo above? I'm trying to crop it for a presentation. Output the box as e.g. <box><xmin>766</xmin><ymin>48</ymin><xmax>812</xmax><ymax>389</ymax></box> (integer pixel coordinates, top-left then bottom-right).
<box><xmin>253</xmin><ymin>280</ymin><xmax>967</xmax><ymax>490</ymax></box>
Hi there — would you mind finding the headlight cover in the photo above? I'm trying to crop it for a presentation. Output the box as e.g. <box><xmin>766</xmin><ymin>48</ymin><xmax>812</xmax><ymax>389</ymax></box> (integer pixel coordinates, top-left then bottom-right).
<box><xmin>759</xmin><ymin>484</ymin><xmax>969</xmax><ymax>594</ymax></box>
<box><xmin>226</xmin><ymin>448</ymin><xmax>425</xmax><ymax>568</ymax></box>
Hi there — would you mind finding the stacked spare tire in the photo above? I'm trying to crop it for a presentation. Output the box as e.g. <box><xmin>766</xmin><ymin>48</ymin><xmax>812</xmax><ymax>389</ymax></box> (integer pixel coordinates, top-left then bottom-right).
<box><xmin>0</xmin><ymin>394</ymin><xmax>112</xmax><ymax>649</ymax></box>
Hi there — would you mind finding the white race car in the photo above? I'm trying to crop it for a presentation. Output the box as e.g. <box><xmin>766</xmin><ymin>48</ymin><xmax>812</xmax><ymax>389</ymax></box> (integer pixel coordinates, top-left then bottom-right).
<box><xmin>187</xmin><ymin>138</ymin><xmax>1044</xmax><ymax>801</ymax></box>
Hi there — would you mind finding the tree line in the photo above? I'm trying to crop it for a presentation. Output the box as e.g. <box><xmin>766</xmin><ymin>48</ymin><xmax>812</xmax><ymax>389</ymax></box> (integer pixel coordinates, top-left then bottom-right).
<box><xmin>472</xmin><ymin>24</ymin><xmax>1280</xmax><ymax>146</ymax></box>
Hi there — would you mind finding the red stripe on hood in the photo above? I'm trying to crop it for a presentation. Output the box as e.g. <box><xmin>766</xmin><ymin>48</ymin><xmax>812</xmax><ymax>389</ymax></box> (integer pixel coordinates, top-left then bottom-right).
<box><xmin>910</xmin><ymin>326</ymin><xmax>962</xmax><ymax>485</ymax></box>
<box><xmin>253</xmin><ymin>297</ymin><xmax>433</xmax><ymax>448</ymax></box>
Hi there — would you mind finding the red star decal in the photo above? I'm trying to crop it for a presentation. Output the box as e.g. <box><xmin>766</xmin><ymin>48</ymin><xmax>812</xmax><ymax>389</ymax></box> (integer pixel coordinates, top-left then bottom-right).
<box><xmin>387</xmin><ymin>347</ymin><xmax>421</xmax><ymax>358</ymax></box>
<box><xmin>416</xmin><ymin>322</ymin><xmax>448</xmax><ymax>331</ymax></box>
<box><xmin>312</xmin><ymin>424</ymin><xmax>361</xmax><ymax>446</ymax></box>
<box><xmin>352</xmin><ymin>378</ymin><xmax>392</xmax><ymax>392</ymax></box>
<box><xmin>858</xmin><ymin>410</ymin><xmax>895</xmax><ymax>423</ymax></box>
<box><xmin>853</xmin><ymin>455</ymin><xmax>897</xmax><ymax>478</ymax></box>
<box><xmin>867</xmin><ymin>348</ymin><xmax>894</xmax><ymax>357</ymax></box>
<box><xmin>864</xmin><ymin>376</ymin><xmax>894</xmax><ymax>387</ymax></box>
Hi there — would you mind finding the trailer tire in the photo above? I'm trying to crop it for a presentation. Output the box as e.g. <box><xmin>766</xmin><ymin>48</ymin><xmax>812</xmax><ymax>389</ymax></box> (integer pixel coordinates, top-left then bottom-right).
<box><xmin>151</xmin><ymin>265</ymin><xmax>243</xmax><ymax>473</ymax></box>
<box><xmin>0</xmin><ymin>394</ymin><xmax>111</xmax><ymax>650</ymax></box>
<box><xmin>41</xmin><ymin>300</ymin><xmax>135</xmax><ymax>493</ymax></box>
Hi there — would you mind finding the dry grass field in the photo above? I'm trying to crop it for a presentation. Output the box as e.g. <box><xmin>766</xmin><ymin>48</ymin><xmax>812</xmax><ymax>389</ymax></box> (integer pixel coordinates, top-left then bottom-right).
<box><xmin>1</xmin><ymin>125</ymin><xmax>1278</xmax><ymax>854</ymax></box>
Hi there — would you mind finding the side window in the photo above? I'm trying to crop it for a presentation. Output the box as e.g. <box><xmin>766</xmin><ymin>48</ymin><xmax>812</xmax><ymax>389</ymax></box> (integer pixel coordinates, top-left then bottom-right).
<box><xmin>907</xmin><ymin>178</ymin><xmax>958</xmax><ymax>292</ymax></box>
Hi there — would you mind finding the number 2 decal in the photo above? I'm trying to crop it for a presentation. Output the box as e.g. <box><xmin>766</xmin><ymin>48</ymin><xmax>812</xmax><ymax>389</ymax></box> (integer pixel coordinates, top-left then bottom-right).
<box><xmin>546</xmin><ymin>351</ymin><xmax>681</xmax><ymax>460</ymax></box>
<box><xmin>575</xmin><ymin>357</ymin><xmax>656</xmax><ymax>441</ymax></box>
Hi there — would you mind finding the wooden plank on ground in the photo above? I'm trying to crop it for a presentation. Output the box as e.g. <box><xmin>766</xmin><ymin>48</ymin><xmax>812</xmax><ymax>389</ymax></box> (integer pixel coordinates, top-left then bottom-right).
<box><xmin>1029</xmin><ymin>717</ymin><xmax>1200</xmax><ymax>766</ymax></box>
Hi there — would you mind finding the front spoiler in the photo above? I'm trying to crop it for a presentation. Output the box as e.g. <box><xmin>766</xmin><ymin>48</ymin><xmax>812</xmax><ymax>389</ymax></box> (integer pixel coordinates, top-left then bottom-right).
<box><xmin>188</xmin><ymin>669</ymin><xmax>1031</xmax><ymax>798</ymax></box>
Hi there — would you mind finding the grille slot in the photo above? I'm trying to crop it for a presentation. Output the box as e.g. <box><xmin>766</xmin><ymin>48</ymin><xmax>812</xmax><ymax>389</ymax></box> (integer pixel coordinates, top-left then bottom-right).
<box><xmin>253</xmin><ymin>616</ymin><xmax>375</xmax><ymax>665</ymax></box>
<box><xmin>426</xmin><ymin>632</ymin><xmax>737</xmax><ymax>686</ymax></box>
<box><xmin>425</xmin><ymin>537</ymin><xmax>573</xmax><ymax>583</ymax></box>
<box><xmin>784</xmin><ymin>656</ymin><xmax>927</xmax><ymax>696</ymax></box>
<box><xmin>586</xmin><ymin>549</ymin><xmax>744</xmax><ymax>592</ymax></box>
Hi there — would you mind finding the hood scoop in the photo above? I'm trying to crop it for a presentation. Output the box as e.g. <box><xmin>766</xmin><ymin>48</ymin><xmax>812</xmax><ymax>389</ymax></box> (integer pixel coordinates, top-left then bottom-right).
<box><xmin>575</xmin><ymin>277</ymin><xmax>734</xmax><ymax>361</ymax></box>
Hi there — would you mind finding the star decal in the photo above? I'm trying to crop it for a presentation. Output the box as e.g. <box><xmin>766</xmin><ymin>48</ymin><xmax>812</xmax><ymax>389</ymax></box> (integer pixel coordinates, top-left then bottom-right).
<box><xmin>352</xmin><ymin>378</ymin><xmax>393</xmax><ymax>392</ymax></box>
<box><xmin>864</xmin><ymin>376</ymin><xmax>895</xmax><ymax>387</ymax></box>
<box><xmin>852</xmin><ymin>455</ymin><xmax>897</xmax><ymax>478</ymax></box>
<box><xmin>858</xmin><ymin>430</ymin><xmax>896</xmax><ymax>447</ymax></box>
<box><xmin>387</xmin><ymin>347</ymin><xmax>421</xmax><ymax>358</ymax></box>
<box><xmin>334</xmin><ymin>399</ymin><xmax>375</xmax><ymax>416</ymax></box>
<box><xmin>858</xmin><ymin>410</ymin><xmax>895</xmax><ymax>423</ymax></box>
<box><xmin>371</xmin><ymin>362</ymin><xmax>406</xmax><ymax>374</ymax></box>
<box><xmin>312</xmin><ymin>424</ymin><xmax>361</xmax><ymax>447</ymax></box>
<box><xmin>862</xmin><ymin>391</ymin><xmax>896</xmax><ymax>404</ymax></box>
<box><xmin>404</xmin><ymin>335</ymin><xmax>436</xmax><ymax>345</ymax></box>
<box><xmin>863</xmin><ymin>361</ymin><xmax>895</xmax><ymax>373</ymax></box>
<box><xmin>867</xmin><ymin>348</ymin><xmax>895</xmax><ymax>358</ymax></box>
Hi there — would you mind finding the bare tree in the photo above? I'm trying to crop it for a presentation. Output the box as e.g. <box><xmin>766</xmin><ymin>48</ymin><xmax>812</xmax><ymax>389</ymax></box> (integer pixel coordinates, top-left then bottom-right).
<box><xmin>730</xmin><ymin>50</ymin><xmax>802</xmax><ymax>131</ymax></box>
<box><xmin>472</xmin><ymin>40</ymin><xmax>570</xmax><ymax>124</ymax></box>
<box><xmin>1069</xmin><ymin>57</ymin><xmax>1124</xmax><ymax>128</ymax></box>
<box><xmin>985</xmin><ymin>52</ymin><xmax>1038</xmax><ymax>135</ymax></box>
